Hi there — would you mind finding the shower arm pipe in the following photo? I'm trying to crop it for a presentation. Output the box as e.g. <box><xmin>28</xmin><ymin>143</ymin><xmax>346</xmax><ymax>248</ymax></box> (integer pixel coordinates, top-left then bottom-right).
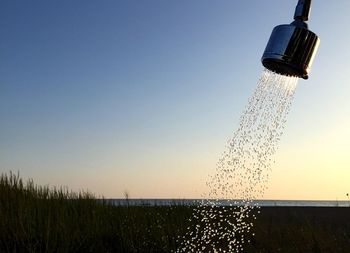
<box><xmin>294</xmin><ymin>0</ymin><xmax>312</xmax><ymax>21</ymax></box>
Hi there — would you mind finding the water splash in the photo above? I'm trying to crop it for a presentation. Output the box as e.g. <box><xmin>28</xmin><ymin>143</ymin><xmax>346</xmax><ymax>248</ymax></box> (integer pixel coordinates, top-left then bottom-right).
<box><xmin>176</xmin><ymin>69</ymin><xmax>298</xmax><ymax>252</ymax></box>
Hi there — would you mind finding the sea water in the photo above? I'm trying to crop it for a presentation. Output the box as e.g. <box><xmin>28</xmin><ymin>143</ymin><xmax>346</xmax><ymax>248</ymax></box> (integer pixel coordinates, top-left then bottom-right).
<box><xmin>106</xmin><ymin>199</ymin><xmax>349</xmax><ymax>207</ymax></box>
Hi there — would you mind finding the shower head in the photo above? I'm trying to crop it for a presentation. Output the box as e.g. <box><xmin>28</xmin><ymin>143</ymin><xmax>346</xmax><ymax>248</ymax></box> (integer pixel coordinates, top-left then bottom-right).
<box><xmin>261</xmin><ymin>0</ymin><xmax>320</xmax><ymax>79</ymax></box>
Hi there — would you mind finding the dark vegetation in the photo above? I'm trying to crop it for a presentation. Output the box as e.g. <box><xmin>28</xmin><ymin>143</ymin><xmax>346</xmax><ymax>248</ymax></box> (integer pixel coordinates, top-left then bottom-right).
<box><xmin>0</xmin><ymin>172</ymin><xmax>349</xmax><ymax>252</ymax></box>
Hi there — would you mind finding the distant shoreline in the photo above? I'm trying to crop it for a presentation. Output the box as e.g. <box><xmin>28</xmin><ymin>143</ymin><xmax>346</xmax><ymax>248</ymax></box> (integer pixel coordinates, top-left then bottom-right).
<box><xmin>102</xmin><ymin>198</ymin><xmax>350</xmax><ymax>207</ymax></box>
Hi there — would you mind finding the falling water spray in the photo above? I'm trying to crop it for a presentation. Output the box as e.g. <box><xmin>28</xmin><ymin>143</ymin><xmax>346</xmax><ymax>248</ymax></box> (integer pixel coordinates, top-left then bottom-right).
<box><xmin>177</xmin><ymin>1</ymin><xmax>319</xmax><ymax>252</ymax></box>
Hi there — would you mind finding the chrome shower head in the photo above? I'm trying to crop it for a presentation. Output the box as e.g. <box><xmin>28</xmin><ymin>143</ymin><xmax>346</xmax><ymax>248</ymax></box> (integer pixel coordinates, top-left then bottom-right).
<box><xmin>261</xmin><ymin>0</ymin><xmax>320</xmax><ymax>79</ymax></box>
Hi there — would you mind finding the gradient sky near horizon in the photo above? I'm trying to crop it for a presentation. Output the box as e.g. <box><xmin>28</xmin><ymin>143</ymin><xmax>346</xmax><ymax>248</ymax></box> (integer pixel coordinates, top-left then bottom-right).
<box><xmin>1</xmin><ymin>0</ymin><xmax>349</xmax><ymax>200</ymax></box>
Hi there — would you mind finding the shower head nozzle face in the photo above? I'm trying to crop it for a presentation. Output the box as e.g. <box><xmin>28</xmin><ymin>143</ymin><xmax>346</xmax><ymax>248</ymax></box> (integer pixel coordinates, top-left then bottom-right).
<box><xmin>261</xmin><ymin>24</ymin><xmax>319</xmax><ymax>79</ymax></box>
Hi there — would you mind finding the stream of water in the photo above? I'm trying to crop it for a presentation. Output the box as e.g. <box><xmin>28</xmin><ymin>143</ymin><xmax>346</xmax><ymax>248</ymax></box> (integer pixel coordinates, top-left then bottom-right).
<box><xmin>176</xmin><ymin>69</ymin><xmax>299</xmax><ymax>252</ymax></box>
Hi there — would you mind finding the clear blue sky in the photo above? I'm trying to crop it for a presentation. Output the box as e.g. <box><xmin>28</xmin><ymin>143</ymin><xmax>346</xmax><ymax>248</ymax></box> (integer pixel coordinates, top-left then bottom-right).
<box><xmin>1</xmin><ymin>0</ymin><xmax>350</xmax><ymax>199</ymax></box>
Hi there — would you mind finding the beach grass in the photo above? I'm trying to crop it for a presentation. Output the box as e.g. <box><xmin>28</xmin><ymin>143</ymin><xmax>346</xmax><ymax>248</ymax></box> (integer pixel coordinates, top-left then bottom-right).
<box><xmin>0</xmin><ymin>172</ymin><xmax>192</xmax><ymax>252</ymax></box>
<box><xmin>0</xmin><ymin>171</ymin><xmax>349</xmax><ymax>252</ymax></box>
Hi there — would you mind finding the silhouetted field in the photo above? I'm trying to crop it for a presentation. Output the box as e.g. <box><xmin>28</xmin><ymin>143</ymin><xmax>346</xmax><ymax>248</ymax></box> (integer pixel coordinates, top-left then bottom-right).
<box><xmin>1</xmin><ymin>172</ymin><xmax>349</xmax><ymax>252</ymax></box>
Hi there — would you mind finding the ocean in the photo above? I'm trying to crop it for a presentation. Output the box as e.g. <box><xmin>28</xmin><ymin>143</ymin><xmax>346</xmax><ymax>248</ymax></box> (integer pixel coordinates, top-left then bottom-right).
<box><xmin>102</xmin><ymin>199</ymin><xmax>350</xmax><ymax>207</ymax></box>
